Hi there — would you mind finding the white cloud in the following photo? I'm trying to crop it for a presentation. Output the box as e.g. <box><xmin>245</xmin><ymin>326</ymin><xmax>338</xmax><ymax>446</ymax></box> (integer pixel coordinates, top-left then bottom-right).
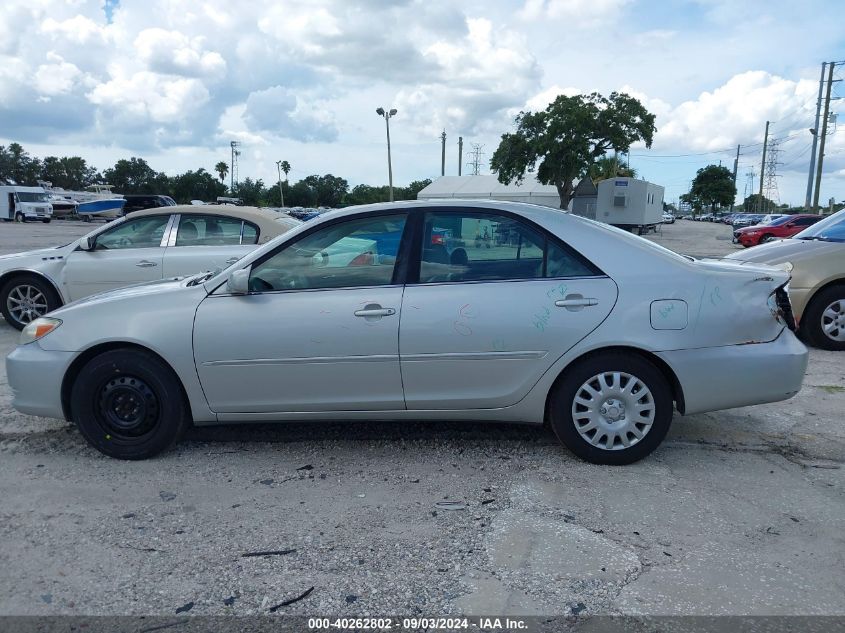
<box><xmin>134</xmin><ymin>28</ymin><xmax>226</xmax><ymax>79</ymax></box>
<box><xmin>521</xmin><ymin>0</ymin><xmax>632</xmax><ymax>24</ymax></box>
<box><xmin>33</xmin><ymin>53</ymin><xmax>86</xmax><ymax>96</ymax></box>
<box><xmin>243</xmin><ymin>85</ymin><xmax>338</xmax><ymax>142</ymax></box>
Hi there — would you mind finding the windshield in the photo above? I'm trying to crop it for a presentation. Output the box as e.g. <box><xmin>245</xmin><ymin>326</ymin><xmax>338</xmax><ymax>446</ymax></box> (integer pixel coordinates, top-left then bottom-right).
<box><xmin>763</xmin><ymin>215</ymin><xmax>792</xmax><ymax>226</ymax></box>
<box><xmin>793</xmin><ymin>209</ymin><xmax>845</xmax><ymax>242</ymax></box>
<box><xmin>16</xmin><ymin>192</ymin><xmax>49</xmax><ymax>203</ymax></box>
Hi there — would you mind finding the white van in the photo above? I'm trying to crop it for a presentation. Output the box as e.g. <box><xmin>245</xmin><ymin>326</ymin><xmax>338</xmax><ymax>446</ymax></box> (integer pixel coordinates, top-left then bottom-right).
<box><xmin>0</xmin><ymin>186</ymin><xmax>54</xmax><ymax>223</ymax></box>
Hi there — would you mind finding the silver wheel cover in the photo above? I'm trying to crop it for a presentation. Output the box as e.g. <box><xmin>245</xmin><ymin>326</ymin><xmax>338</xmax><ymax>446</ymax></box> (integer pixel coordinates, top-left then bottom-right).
<box><xmin>571</xmin><ymin>371</ymin><xmax>656</xmax><ymax>451</ymax></box>
<box><xmin>6</xmin><ymin>284</ymin><xmax>48</xmax><ymax>324</ymax></box>
<box><xmin>821</xmin><ymin>299</ymin><xmax>845</xmax><ymax>342</ymax></box>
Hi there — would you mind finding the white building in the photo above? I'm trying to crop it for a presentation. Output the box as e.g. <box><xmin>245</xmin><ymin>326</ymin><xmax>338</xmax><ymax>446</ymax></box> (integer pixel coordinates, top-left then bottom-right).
<box><xmin>416</xmin><ymin>175</ymin><xmax>562</xmax><ymax>209</ymax></box>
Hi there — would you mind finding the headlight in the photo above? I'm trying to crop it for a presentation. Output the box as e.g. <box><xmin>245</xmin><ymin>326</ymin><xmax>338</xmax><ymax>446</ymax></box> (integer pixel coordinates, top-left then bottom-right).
<box><xmin>20</xmin><ymin>317</ymin><xmax>62</xmax><ymax>345</ymax></box>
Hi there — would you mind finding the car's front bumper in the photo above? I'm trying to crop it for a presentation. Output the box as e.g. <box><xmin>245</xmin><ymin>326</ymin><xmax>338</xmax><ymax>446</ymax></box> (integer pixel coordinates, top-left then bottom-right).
<box><xmin>657</xmin><ymin>329</ymin><xmax>808</xmax><ymax>416</ymax></box>
<box><xmin>6</xmin><ymin>343</ymin><xmax>76</xmax><ymax>419</ymax></box>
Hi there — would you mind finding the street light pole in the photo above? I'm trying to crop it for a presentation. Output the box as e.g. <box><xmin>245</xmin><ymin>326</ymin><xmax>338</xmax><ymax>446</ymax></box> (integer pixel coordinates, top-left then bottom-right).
<box><xmin>275</xmin><ymin>160</ymin><xmax>284</xmax><ymax>207</ymax></box>
<box><xmin>376</xmin><ymin>107</ymin><xmax>397</xmax><ymax>202</ymax></box>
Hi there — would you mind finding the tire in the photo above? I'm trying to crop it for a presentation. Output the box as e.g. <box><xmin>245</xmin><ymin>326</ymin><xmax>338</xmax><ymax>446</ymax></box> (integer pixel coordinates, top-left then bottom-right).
<box><xmin>14</xmin><ymin>212</ymin><xmax>25</xmax><ymax>223</ymax></box>
<box><xmin>759</xmin><ymin>233</ymin><xmax>773</xmax><ymax>245</ymax></box>
<box><xmin>0</xmin><ymin>274</ymin><xmax>62</xmax><ymax>331</ymax></box>
<box><xmin>70</xmin><ymin>349</ymin><xmax>190</xmax><ymax>459</ymax></box>
<box><xmin>548</xmin><ymin>352</ymin><xmax>674</xmax><ymax>465</ymax></box>
<box><xmin>801</xmin><ymin>285</ymin><xmax>845</xmax><ymax>351</ymax></box>
<box><xmin>43</xmin><ymin>219</ymin><xmax>51</xmax><ymax>224</ymax></box>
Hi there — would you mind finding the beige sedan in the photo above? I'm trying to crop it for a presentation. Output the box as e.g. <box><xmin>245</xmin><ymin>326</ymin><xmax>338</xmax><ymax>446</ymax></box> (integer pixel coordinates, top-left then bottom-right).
<box><xmin>725</xmin><ymin>209</ymin><xmax>845</xmax><ymax>350</ymax></box>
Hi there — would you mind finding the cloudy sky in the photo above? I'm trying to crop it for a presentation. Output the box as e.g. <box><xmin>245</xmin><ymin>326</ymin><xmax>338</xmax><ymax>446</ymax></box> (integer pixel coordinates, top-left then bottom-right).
<box><xmin>2</xmin><ymin>0</ymin><xmax>845</xmax><ymax>207</ymax></box>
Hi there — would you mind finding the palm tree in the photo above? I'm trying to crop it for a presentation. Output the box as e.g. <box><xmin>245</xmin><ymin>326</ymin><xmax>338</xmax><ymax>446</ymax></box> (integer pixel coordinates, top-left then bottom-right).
<box><xmin>280</xmin><ymin>160</ymin><xmax>291</xmax><ymax>181</ymax></box>
<box><xmin>214</xmin><ymin>161</ymin><xmax>229</xmax><ymax>184</ymax></box>
<box><xmin>589</xmin><ymin>155</ymin><xmax>637</xmax><ymax>184</ymax></box>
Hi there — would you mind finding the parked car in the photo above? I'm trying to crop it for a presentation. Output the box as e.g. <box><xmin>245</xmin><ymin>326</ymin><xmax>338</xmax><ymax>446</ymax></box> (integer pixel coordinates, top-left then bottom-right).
<box><xmin>661</xmin><ymin>212</ymin><xmax>675</xmax><ymax>224</ymax></box>
<box><xmin>759</xmin><ymin>213</ymin><xmax>789</xmax><ymax>225</ymax></box>
<box><xmin>725</xmin><ymin>209</ymin><xmax>845</xmax><ymax>350</ymax></box>
<box><xmin>733</xmin><ymin>214</ymin><xmax>823</xmax><ymax>247</ymax></box>
<box><xmin>6</xmin><ymin>200</ymin><xmax>807</xmax><ymax>464</ymax></box>
<box><xmin>0</xmin><ymin>205</ymin><xmax>301</xmax><ymax>330</ymax></box>
<box><xmin>121</xmin><ymin>194</ymin><xmax>177</xmax><ymax>215</ymax></box>
<box><xmin>732</xmin><ymin>214</ymin><xmax>766</xmax><ymax>230</ymax></box>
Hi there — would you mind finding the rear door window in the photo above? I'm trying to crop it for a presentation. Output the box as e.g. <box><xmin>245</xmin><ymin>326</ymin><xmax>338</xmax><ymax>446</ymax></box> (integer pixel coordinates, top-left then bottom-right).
<box><xmin>175</xmin><ymin>215</ymin><xmax>259</xmax><ymax>246</ymax></box>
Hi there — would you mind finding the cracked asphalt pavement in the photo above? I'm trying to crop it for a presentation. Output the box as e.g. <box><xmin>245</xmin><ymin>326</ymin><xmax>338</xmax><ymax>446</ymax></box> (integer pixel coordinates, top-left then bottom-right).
<box><xmin>0</xmin><ymin>219</ymin><xmax>843</xmax><ymax>617</ymax></box>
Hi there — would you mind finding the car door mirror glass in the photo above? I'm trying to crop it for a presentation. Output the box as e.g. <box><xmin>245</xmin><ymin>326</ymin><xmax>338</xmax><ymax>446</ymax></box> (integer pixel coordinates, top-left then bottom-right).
<box><xmin>227</xmin><ymin>268</ymin><xmax>250</xmax><ymax>294</ymax></box>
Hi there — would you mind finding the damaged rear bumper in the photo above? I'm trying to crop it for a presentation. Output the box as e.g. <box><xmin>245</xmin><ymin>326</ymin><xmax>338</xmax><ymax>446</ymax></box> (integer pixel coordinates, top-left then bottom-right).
<box><xmin>657</xmin><ymin>328</ymin><xmax>808</xmax><ymax>416</ymax></box>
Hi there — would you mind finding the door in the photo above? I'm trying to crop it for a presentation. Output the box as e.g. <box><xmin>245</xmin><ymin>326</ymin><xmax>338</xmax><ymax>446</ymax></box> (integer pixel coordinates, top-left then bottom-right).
<box><xmin>62</xmin><ymin>214</ymin><xmax>172</xmax><ymax>301</ymax></box>
<box><xmin>162</xmin><ymin>213</ymin><xmax>260</xmax><ymax>278</ymax></box>
<box><xmin>193</xmin><ymin>213</ymin><xmax>409</xmax><ymax>413</ymax></box>
<box><xmin>399</xmin><ymin>209</ymin><xmax>617</xmax><ymax>410</ymax></box>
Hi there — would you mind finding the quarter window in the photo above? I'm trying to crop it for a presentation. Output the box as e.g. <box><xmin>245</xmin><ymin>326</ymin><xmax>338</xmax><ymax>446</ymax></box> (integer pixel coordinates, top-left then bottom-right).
<box><xmin>248</xmin><ymin>214</ymin><xmax>407</xmax><ymax>292</ymax></box>
<box><xmin>94</xmin><ymin>215</ymin><xmax>170</xmax><ymax>250</ymax></box>
<box><xmin>418</xmin><ymin>211</ymin><xmax>598</xmax><ymax>283</ymax></box>
<box><xmin>175</xmin><ymin>215</ymin><xmax>259</xmax><ymax>246</ymax></box>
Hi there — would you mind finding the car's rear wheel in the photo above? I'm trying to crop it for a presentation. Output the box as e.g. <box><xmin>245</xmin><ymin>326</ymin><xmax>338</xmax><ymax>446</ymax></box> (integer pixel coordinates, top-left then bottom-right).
<box><xmin>759</xmin><ymin>233</ymin><xmax>773</xmax><ymax>245</ymax></box>
<box><xmin>70</xmin><ymin>349</ymin><xmax>190</xmax><ymax>459</ymax></box>
<box><xmin>549</xmin><ymin>352</ymin><xmax>674</xmax><ymax>465</ymax></box>
<box><xmin>801</xmin><ymin>285</ymin><xmax>845</xmax><ymax>351</ymax></box>
<box><xmin>0</xmin><ymin>274</ymin><xmax>61</xmax><ymax>330</ymax></box>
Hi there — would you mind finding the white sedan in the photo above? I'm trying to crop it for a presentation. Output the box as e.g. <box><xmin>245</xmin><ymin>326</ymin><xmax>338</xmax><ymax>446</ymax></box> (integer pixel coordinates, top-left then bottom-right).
<box><xmin>0</xmin><ymin>205</ymin><xmax>301</xmax><ymax>329</ymax></box>
<box><xmin>6</xmin><ymin>201</ymin><xmax>807</xmax><ymax>464</ymax></box>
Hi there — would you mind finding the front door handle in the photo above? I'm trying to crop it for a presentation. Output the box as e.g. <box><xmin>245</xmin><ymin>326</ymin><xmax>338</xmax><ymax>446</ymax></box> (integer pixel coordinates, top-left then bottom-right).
<box><xmin>555</xmin><ymin>295</ymin><xmax>598</xmax><ymax>310</ymax></box>
<box><xmin>136</xmin><ymin>260</ymin><xmax>158</xmax><ymax>268</ymax></box>
<box><xmin>354</xmin><ymin>304</ymin><xmax>396</xmax><ymax>318</ymax></box>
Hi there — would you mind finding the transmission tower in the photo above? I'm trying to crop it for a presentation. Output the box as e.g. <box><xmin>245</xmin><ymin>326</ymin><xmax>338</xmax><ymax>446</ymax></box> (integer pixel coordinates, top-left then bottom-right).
<box><xmin>743</xmin><ymin>169</ymin><xmax>756</xmax><ymax>206</ymax></box>
<box><xmin>467</xmin><ymin>143</ymin><xmax>485</xmax><ymax>175</ymax></box>
<box><xmin>230</xmin><ymin>141</ymin><xmax>242</xmax><ymax>191</ymax></box>
<box><xmin>762</xmin><ymin>138</ymin><xmax>781</xmax><ymax>213</ymax></box>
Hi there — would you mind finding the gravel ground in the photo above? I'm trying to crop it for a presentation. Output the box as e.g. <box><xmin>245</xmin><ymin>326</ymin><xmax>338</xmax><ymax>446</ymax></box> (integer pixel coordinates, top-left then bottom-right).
<box><xmin>0</xmin><ymin>218</ymin><xmax>843</xmax><ymax>618</ymax></box>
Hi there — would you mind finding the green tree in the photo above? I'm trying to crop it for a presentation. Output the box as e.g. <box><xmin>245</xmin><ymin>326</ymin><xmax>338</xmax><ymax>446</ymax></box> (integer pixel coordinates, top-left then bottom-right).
<box><xmin>169</xmin><ymin>168</ymin><xmax>226</xmax><ymax>204</ymax></box>
<box><xmin>741</xmin><ymin>193</ymin><xmax>777</xmax><ymax>213</ymax></box>
<box><xmin>280</xmin><ymin>160</ymin><xmax>291</xmax><ymax>180</ymax></box>
<box><xmin>40</xmin><ymin>156</ymin><xmax>100</xmax><ymax>190</ymax></box>
<box><xmin>234</xmin><ymin>177</ymin><xmax>268</xmax><ymax>206</ymax></box>
<box><xmin>103</xmin><ymin>157</ymin><xmax>169</xmax><ymax>194</ymax></box>
<box><xmin>0</xmin><ymin>142</ymin><xmax>42</xmax><ymax>185</ymax></box>
<box><xmin>300</xmin><ymin>174</ymin><xmax>348</xmax><ymax>207</ymax></box>
<box><xmin>214</xmin><ymin>161</ymin><xmax>229</xmax><ymax>185</ymax></box>
<box><xmin>404</xmin><ymin>178</ymin><xmax>432</xmax><ymax>200</ymax></box>
<box><xmin>690</xmin><ymin>165</ymin><xmax>736</xmax><ymax>213</ymax></box>
<box><xmin>490</xmin><ymin>92</ymin><xmax>656</xmax><ymax>209</ymax></box>
<box><xmin>588</xmin><ymin>155</ymin><xmax>637</xmax><ymax>184</ymax></box>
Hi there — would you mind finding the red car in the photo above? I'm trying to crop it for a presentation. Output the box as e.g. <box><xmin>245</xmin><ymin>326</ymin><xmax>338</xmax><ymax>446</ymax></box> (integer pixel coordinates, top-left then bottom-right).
<box><xmin>734</xmin><ymin>214</ymin><xmax>823</xmax><ymax>247</ymax></box>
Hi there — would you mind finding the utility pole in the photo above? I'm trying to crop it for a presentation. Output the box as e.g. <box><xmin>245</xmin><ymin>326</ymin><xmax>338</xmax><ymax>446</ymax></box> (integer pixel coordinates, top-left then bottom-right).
<box><xmin>440</xmin><ymin>130</ymin><xmax>446</xmax><ymax>176</ymax></box>
<box><xmin>758</xmin><ymin>121</ymin><xmax>769</xmax><ymax>213</ymax></box>
<box><xmin>458</xmin><ymin>137</ymin><xmax>463</xmax><ymax>176</ymax></box>
<box><xmin>805</xmin><ymin>62</ymin><xmax>827</xmax><ymax>209</ymax></box>
<box><xmin>813</xmin><ymin>61</ymin><xmax>836</xmax><ymax>212</ymax></box>
<box><xmin>731</xmin><ymin>144</ymin><xmax>740</xmax><ymax>212</ymax></box>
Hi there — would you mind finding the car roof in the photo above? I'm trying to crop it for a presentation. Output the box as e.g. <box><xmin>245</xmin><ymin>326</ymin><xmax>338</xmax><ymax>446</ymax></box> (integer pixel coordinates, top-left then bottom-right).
<box><xmin>126</xmin><ymin>204</ymin><xmax>301</xmax><ymax>241</ymax></box>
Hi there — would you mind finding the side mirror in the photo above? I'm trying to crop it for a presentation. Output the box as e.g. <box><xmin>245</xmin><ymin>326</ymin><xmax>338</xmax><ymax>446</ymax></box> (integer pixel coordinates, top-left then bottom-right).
<box><xmin>79</xmin><ymin>236</ymin><xmax>94</xmax><ymax>251</ymax></box>
<box><xmin>226</xmin><ymin>268</ymin><xmax>250</xmax><ymax>295</ymax></box>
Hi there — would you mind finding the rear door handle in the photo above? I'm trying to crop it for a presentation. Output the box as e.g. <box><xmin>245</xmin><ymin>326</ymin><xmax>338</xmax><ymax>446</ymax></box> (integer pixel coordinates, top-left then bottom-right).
<box><xmin>555</xmin><ymin>296</ymin><xmax>598</xmax><ymax>310</ymax></box>
<box><xmin>136</xmin><ymin>260</ymin><xmax>158</xmax><ymax>268</ymax></box>
<box><xmin>354</xmin><ymin>305</ymin><xmax>396</xmax><ymax>318</ymax></box>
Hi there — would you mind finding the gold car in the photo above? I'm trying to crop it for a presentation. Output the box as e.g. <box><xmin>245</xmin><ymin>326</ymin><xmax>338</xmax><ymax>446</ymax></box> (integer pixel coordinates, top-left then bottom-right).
<box><xmin>725</xmin><ymin>209</ymin><xmax>845</xmax><ymax>350</ymax></box>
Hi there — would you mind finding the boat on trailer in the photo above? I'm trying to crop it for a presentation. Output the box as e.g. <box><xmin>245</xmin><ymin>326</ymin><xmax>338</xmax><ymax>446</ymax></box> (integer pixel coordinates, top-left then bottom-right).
<box><xmin>73</xmin><ymin>185</ymin><xmax>126</xmax><ymax>221</ymax></box>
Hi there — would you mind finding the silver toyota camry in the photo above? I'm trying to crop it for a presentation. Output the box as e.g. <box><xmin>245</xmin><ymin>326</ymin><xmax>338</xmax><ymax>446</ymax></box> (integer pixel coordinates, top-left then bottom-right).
<box><xmin>6</xmin><ymin>200</ymin><xmax>808</xmax><ymax>464</ymax></box>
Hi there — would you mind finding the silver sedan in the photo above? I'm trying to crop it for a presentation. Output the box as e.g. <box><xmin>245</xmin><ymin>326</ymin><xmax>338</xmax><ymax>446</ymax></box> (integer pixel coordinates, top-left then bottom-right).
<box><xmin>6</xmin><ymin>200</ymin><xmax>808</xmax><ymax>464</ymax></box>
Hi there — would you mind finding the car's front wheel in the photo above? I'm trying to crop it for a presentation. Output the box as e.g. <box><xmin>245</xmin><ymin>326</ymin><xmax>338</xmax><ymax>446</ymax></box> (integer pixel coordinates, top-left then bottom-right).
<box><xmin>801</xmin><ymin>285</ymin><xmax>845</xmax><ymax>351</ymax></box>
<box><xmin>549</xmin><ymin>352</ymin><xmax>674</xmax><ymax>465</ymax></box>
<box><xmin>70</xmin><ymin>349</ymin><xmax>190</xmax><ymax>459</ymax></box>
<box><xmin>0</xmin><ymin>275</ymin><xmax>61</xmax><ymax>330</ymax></box>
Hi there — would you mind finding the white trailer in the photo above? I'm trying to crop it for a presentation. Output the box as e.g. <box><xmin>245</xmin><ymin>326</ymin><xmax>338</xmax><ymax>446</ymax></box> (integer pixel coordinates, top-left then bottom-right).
<box><xmin>0</xmin><ymin>186</ymin><xmax>54</xmax><ymax>223</ymax></box>
<box><xmin>595</xmin><ymin>178</ymin><xmax>664</xmax><ymax>234</ymax></box>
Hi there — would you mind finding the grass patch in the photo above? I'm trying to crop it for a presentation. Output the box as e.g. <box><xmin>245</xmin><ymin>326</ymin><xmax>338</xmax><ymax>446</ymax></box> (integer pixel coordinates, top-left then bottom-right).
<box><xmin>814</xmin><ymin>385</ymin><xmax>845</xmax><ymax>394</ymax></box>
